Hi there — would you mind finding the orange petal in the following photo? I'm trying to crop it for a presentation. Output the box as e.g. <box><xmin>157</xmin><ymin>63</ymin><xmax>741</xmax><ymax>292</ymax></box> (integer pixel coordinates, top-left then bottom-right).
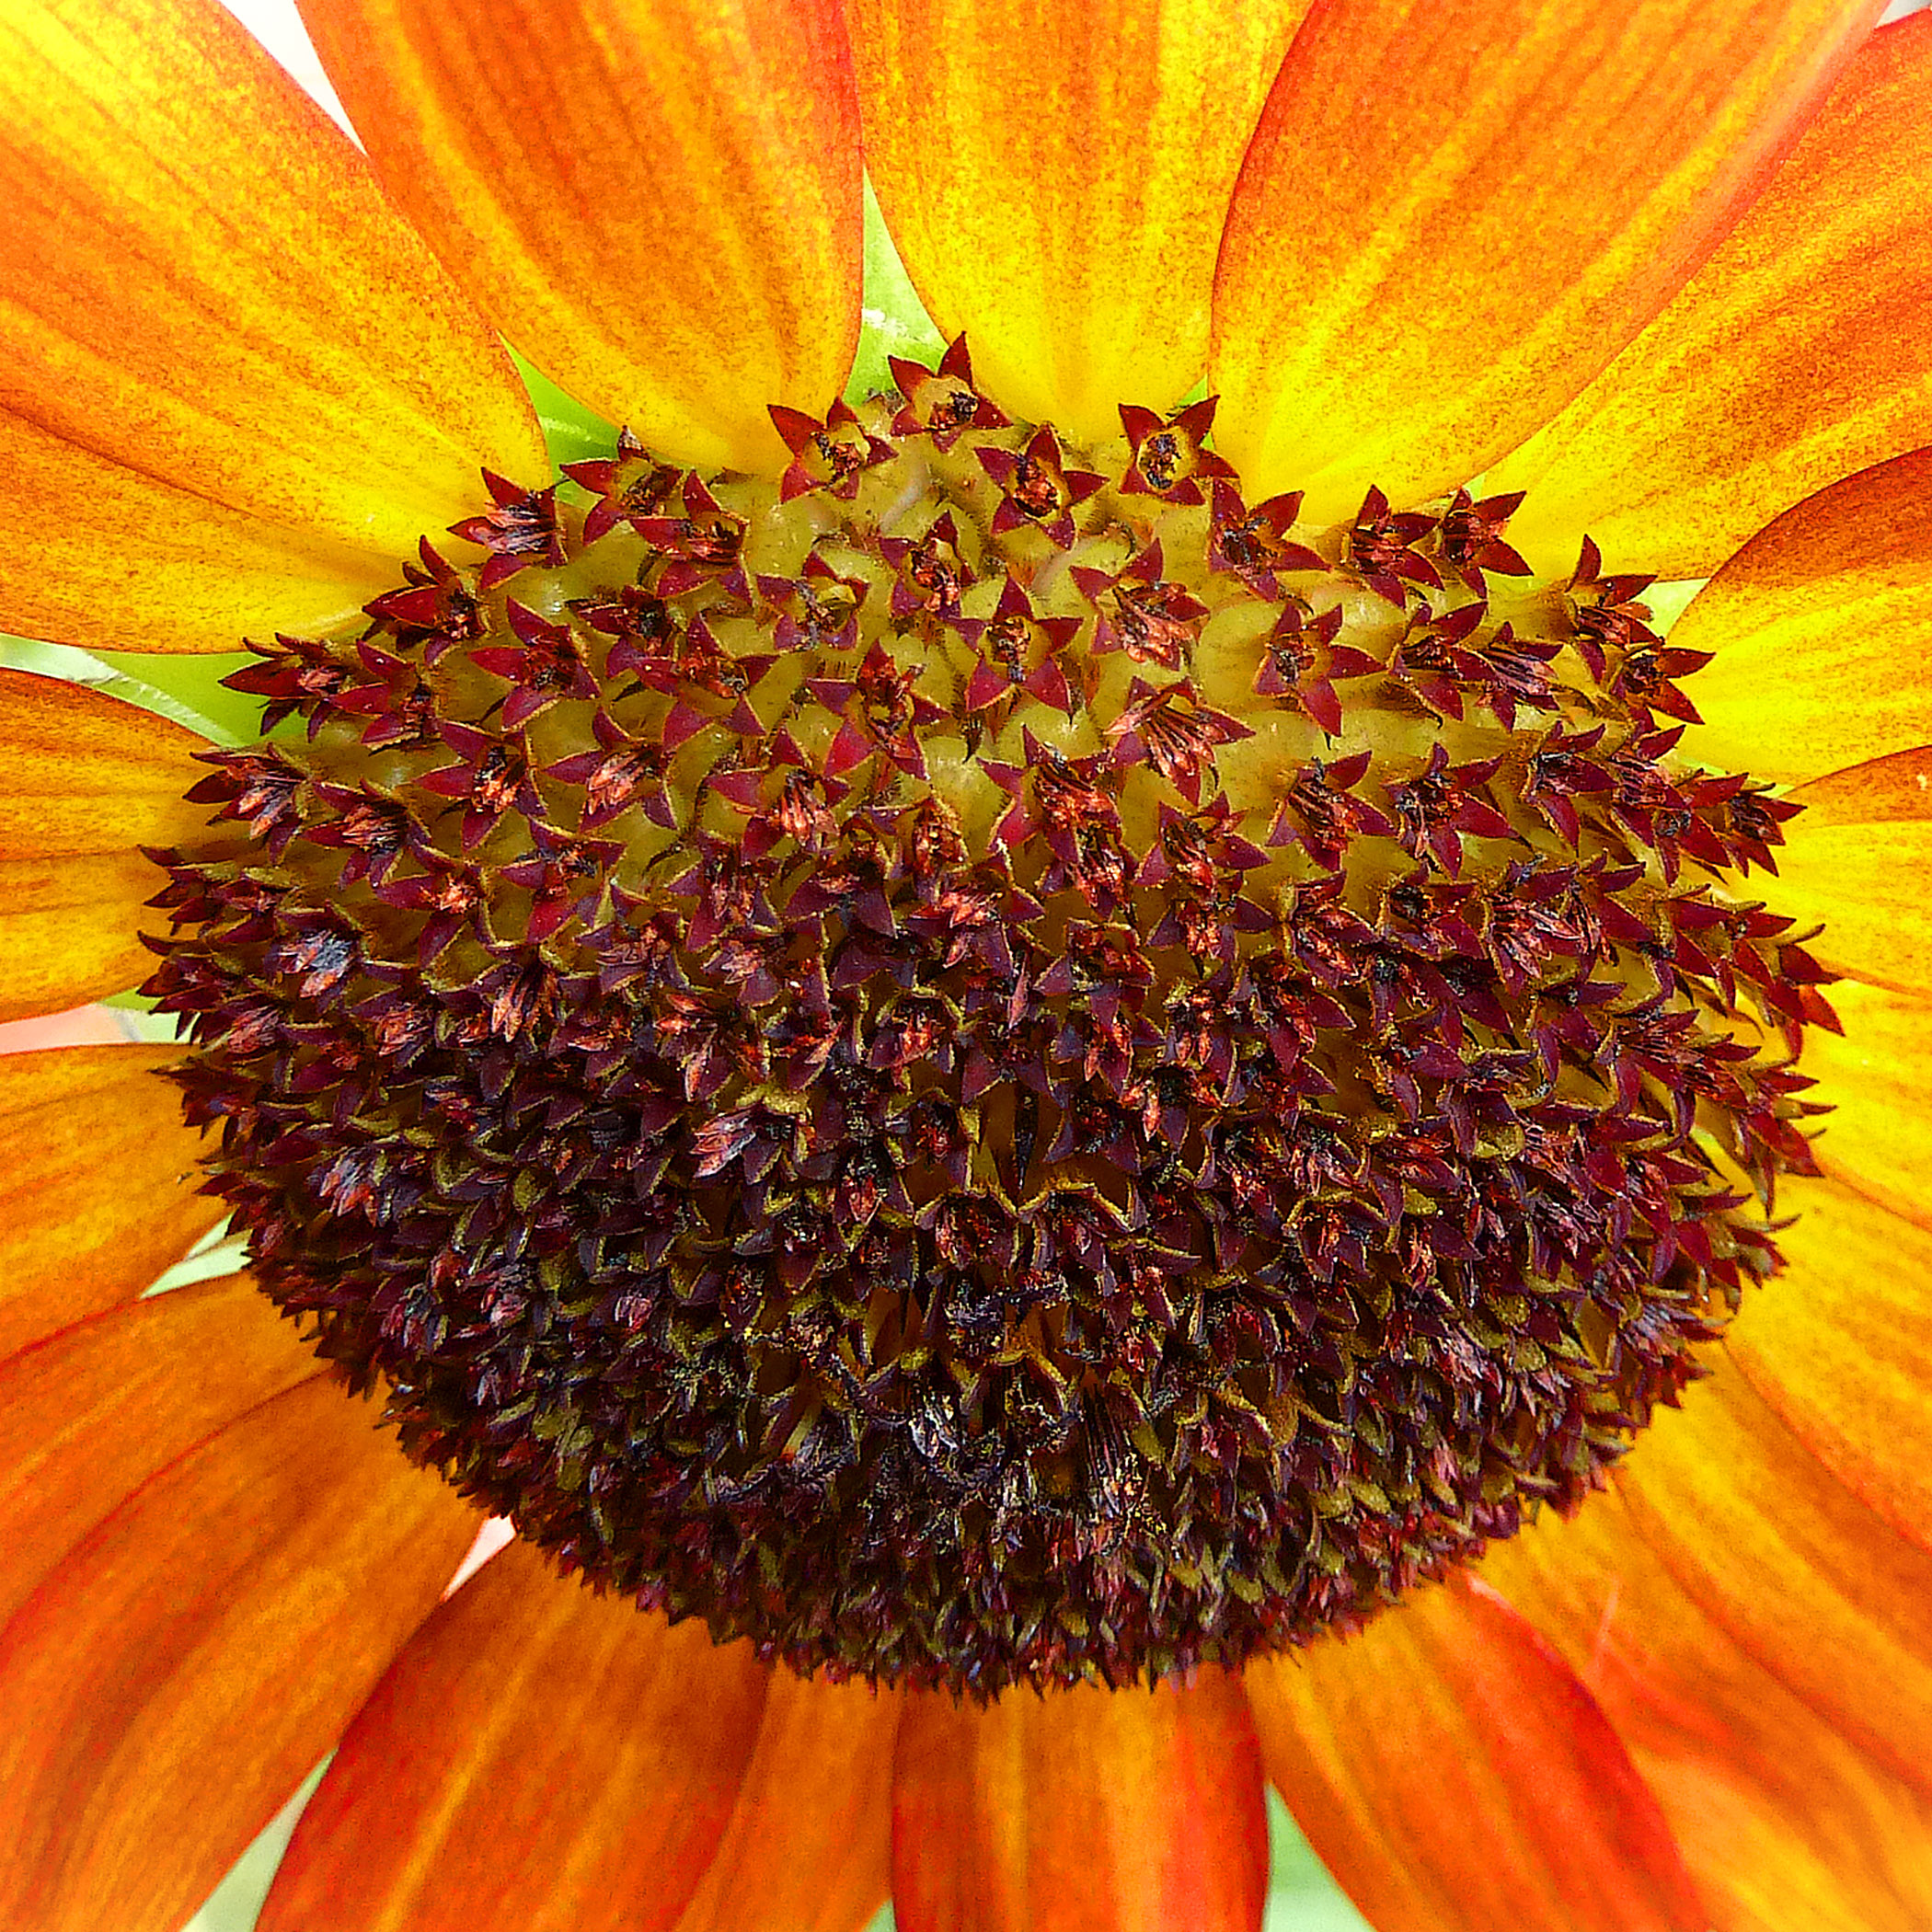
<box><xmin>0</xmin><ymin>1375</ymin><xmax>478</xmax><ymax>1932</ymax></box>
<box><xmin>0</xmin><ymin>670</ymin><xmax>208</xmax><ymax>857</ymax></box>
<box><xmin>295</xmin><ymin>0</ymin><xmax>861</xmax><ymax>475</ymax></box>
<box><xmin>1726</xmin><ymin>1178</ymin><xmax>1932</xmax><ymax>1559</ymax></box>
<box><xmin>0</xmin><ymin>849</ymin><xmax>161</xmax><ymax>1021</ymax></box>
<box><xmin>1494</xmin><ymin>11</ymin><xmax>1932</xmax><ymax>579</ymax></box>
<box><xmin>1790</xmin><ymin>983</ymin><xmax>1932</xmax><ymax>1225</ymax></box>
<box><xmin>1483</xmin><ymin>1488</ymin><xmax>1932</xmax><ymax>1931</ymax></box>
<box><xmin>1613</xmin><ymin>1363</ymin><xmax>1932</xmax><ymax>1796</ymax></box>
<box><xmin>258</xmin><ymin>1538</ymin><xmax>771</xmax><ymax>1932</ymax></box>
<box><xmin>1210</xmin><ymin>0</ymin><xmax>1877</xmax><ymax>521</ymax></box>
<box><xmin>669</xmin><ymin>1669</ymin><xmax>901</xmax><ymax>1932</ymax></box>
<box><xmin>890</xmin><ymin>1670</ymin><xmax>1267</xmax><ymax>1932</ymax></box>
<box><xmin>1674</xmin><ymin>446</ymin><xmax>1932</xmax><ymax>786</ymax></box>
<box><xmin>849</xmin><ymin>0</ymin><xmax>1312</xmax><ymax>443</ymax></box>
<box><xmin>0</xmin><ymin>0</ymin><xmax>546</xmax><ymax>615</ymax></box>
<box><xmin>0</xmin><ymin>1271</ymin><xmax>318</xmax><ymax>1630</ymax></box>
<box><xmin>1246</xmin><ymin>1575</ymin><xmax>1706</xmax><ymax>1931</ymax></box>
<box><xmin>0</xmin><ymin>404</ymin><xmax>394</xmax><ymax>655</ymax></box>
<box><xmin>0</xmin><ymin>1041</ymin><xmax>220</xmax><ymax>1359</ymax></box>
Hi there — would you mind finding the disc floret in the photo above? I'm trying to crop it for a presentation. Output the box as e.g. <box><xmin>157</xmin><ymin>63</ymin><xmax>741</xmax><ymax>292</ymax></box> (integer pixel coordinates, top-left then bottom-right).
<box><xmin>148</xmin><ymin>342</ymin><xmax>1828</xmax><ymax>1694</ymax></box>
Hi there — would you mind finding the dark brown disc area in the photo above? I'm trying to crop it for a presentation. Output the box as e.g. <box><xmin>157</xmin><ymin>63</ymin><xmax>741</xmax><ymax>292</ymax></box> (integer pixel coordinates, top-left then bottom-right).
<box><xmin>146</xmin><ymin>355</ymin><xmax>1831</xmax><ymax>1694</ymax></box>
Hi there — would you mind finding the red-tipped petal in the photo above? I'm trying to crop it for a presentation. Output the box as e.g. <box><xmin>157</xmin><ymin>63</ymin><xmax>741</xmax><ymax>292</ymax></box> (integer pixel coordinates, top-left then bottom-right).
<box><xmin>0</xmin><ymin>1272</ymin><xmax>318</xmax><ymax>1629</ymax></box>
<box><xmin>1614</xmin><ymin>1365</ymin><xmax>1932</xmax><ymax>1798</ymax></box>
<box><xmin>669</xmin><ymin>1669</ymin><xmax>901</xmax><ymax>1932</ymax></box>
<box><xmin>0</xmin><ymin>0</ymin><xmax>545</xmax><ymax>635</ymax></box>
<box><xmin>1725</xmin><ymin>1176</ymin><xmax>1932</xmax><ymax>1560</ymax></box>
<box><xmin>1484</xmin><ymin>1483</ymin><xmax>1932</xmax><ymax>1930</ymax></box>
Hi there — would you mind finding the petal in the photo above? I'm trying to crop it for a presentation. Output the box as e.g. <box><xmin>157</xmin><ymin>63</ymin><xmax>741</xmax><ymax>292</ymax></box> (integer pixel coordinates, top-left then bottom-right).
<box><xmin>0</xmin><ymin>1374</ymin><xmax>478</xmax><ymax>1932</ymax></box>
<box><xmin>849</xmin><ymin>0</ymin><xmax>1312</xmax><ymax>443</ymax></box>
<box><xmin>0</xmin><ymin>849</ymin><xmax>160</xmax><ymax>1021</ymax></box>
<box><xmin>1493</xmin><ymin>11</ymin><xmax>1932</xmax><ymax>579</ymax></box>
<box><xmin>1673</xmin><ymin>446</ymin><xmax>1932</xmax><ymax>786</ymax></box>
<box><xmin>0</xmin><ymin>1004</ymin><xmax>135</xmax><ymax>1050</ymax></box>
<box><xmin>890</xmin><ymin>1670</ymin><xmax>1267</xmax><ymax>1932</ymax></box>
<box><xmin>1210</xmin><ymin>0</ymin><xmax>1878</xmax><ymax>521</ymax></box>
<box><xmin>669</xmin><ymin>1669</ymin><xmax>901</xmax><ymax>1932</ymax></box>
<box><xmin>1245</xmin><ymin>1575</ymin><xmax>1706</xmax><ymax>1931</ymax></box>
<box><xmin>1765</xmin><ymin>812</ymin><xmax>1932</xmax><ymax>995</ymax></box>
<box><xmin>295</xmin><ymin>0</ymin><xmax>861</xmax><ymax>475</ymax></box>
<box><xmin>0</xmin><ymin>1041</ymin><xmax>220</xmax><ymax>1358</ymax></box>
<box><xmin>0</xmin><ymin>404</ymin><xmax>394</xmax><ymax>655</ymax></box>
<box><xmin>258</xmin><ymin>1538</ymin><xmax>771</xmax><ymax>1932</ymax></box>
<box><xmin>1726</xmin><ymin>1178</ymin><xmax>1932</xmax><ymax>1558</ymax></box>
<box><xmin>1482</xmin><ymin>1489</ymin><xmax>1932</xmax><ymax>1932</ymax></box>
<box><xmin>1613</xmin><ymin>1363</ymin><xmax>1932</xmax><ymax>1796</ymax></box>
<box><xmin>0</xmin><ymin>671</ymin><xmax>207</xmax><ymax>857</ymax></box>
<box><xmin>1789</xmin><ymin>745</ymin><xmax>1932</xmax><ymax>827</ymax></box>
<box><xmin>0</xmin><ymin>0</ymin><xmax>546</xmax><ymax>594</ymax></box>
<box><xmin>0</xmin><ymin>1271</ymin><xmax>317</xmax><ymax>1630</ymax></box>
<box><xmin>1791</xmin><ymin>981</ymin><xmax>1932</xmax><ymax>1224</ymax></box>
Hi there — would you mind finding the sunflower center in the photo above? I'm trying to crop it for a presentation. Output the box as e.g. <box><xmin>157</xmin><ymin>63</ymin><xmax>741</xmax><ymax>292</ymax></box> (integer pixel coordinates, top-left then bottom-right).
<box><xmin>147</xmin><ymin>342</ymin><xmax>1826</xmax><ymax>1695</ymax></box>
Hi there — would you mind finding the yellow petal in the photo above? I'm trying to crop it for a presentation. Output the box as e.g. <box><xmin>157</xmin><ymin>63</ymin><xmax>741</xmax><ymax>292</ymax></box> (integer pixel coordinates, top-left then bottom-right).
<box><xmin>1770</xmin><ymin>811</ymin><xmax>1932</xmax><ymax>995</ymax></box>
<box><xmin>1211</xmin><ymin>0</ymin><xmax>1877</xmax><ymax>520</ymax></box>
<box><xmin>849</xmin><ymin>0</ymin><xmax>1311</xmax><ymax>443</ymax></box>
<box><xmin>1794</xmin><ymin>980</ymin><xmax>1932</xmax><ymax>1225</ymax></box>
<box><xmin>0</xmin><ymin>850</ymin><xmax>159</xmax><ymax>1022</ymax></box>
<box><xmin>296</xmin><ymin>0</ymin><xmax>862</xmax><ymax>475</ymax></box>
<box><xmin>0</xmin><ymin>0</ymin><xmax>546</xmax><ymax>620</ymax></box>
<box><xmin>1674</xmin><ymin>447</ymin><xmax>1932</xmax><ymax>786</ymax></box>
<box><xmin>0</xmin><ymin>670</ymin><xmax>208</xmax><ymax>857</ymax></box>
<box><xmin>1494</xmin><ymin>11</ymin><xmax>1932</xmax><ymax>578</ymax></box>
<box><xmin>0</xmin><ymin>1041</ymin><xmax>219</xmax><ymax>1359</ymax></box>
<box><xmin>1728</xmin><ymin>1178</ymin><xmax>1932</xmax><ymax>1558</ymax></box>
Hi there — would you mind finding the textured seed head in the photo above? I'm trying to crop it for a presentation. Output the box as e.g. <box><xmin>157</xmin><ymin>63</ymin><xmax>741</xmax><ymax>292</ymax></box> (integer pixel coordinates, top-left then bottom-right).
<box><xmin>147</xmin><ymin>340</ymin><xmax>1829</xmax><ymax>1696</ymax></box>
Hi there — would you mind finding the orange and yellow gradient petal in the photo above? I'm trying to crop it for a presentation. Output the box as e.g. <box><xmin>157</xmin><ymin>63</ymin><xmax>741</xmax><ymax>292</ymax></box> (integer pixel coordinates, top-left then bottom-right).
<box><xmin>1245</xmin><ymin>1576</ymin><xmax>1708</xmax><ymax>1931</ymax></box>
<box><xmin>849</xmin><ymin>0</ymin><xmax>1310</xmax><ymax>443</ymax></box>
<box><xmin>296</xmin><ymin>0</ymin><xmax>863</xmax><ymax>475</ymax></box>
<box><xmin>1495</xmin><ymin>9</ymin><xmax>1932</xmax><ymax>577</ymax></box>
<box><xmin>1210</xmin><ymin>0</ymin><xmax>1880</xmax><ymax>521</ymax></box>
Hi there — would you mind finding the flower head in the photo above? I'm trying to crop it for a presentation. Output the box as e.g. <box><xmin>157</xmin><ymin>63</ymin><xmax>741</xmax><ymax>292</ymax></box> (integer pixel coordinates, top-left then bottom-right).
<box><xmin>3</xmin><ymin>0</ymin><xmax>1932</xmax><ymax>1927</ymax></box>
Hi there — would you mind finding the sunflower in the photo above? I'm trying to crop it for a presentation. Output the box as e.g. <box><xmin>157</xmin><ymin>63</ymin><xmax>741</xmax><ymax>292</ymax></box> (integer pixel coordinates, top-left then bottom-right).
<box><xmin>3</xmin><ymin>0</ymin><xmax>1931</xmax><ymax>1926</ymax></box>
